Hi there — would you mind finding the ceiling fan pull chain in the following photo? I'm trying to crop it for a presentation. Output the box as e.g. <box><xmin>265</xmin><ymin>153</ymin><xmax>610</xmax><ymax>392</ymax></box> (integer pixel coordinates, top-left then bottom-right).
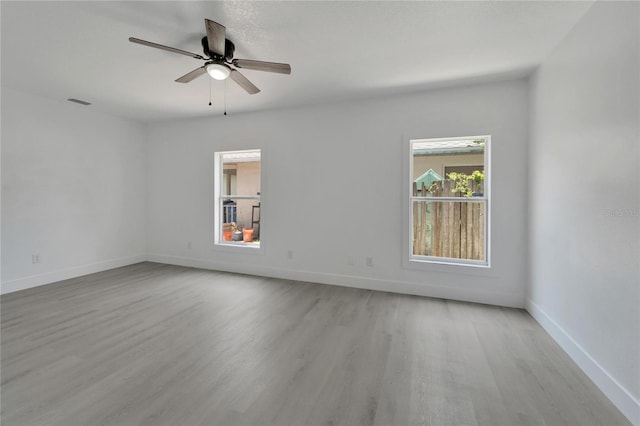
<box><xmin>208</xmin><ymin>78</ymin><xmax>212</xmax><ymax>106</ymax></box>
<box><xmin>224</xmin><ymin>80</ymin><xmax>227</xmax><ymax>116</ymax></box>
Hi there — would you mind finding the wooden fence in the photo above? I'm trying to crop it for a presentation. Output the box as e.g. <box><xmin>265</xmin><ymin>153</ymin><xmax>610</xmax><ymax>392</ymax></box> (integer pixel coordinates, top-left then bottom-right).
<box><xmin>412</xmin><ymin>180</ymin><xmax>484</xmax><ymax>260</ymax></box>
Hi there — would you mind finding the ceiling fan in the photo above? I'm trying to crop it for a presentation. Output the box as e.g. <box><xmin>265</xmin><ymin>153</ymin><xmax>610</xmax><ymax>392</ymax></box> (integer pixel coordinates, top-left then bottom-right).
<box><xmin>129</xmin><ymin>19</ymin><xmax>291</xmax><ymax>95</ymax></box>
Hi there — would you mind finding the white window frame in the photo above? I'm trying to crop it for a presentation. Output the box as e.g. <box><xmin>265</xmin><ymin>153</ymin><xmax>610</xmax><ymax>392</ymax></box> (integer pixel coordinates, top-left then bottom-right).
<box><xmin>213</xmin><ymin>149</ymin><xmax>264</xmax><ymax>254</ymax></box>
<box><xmin>405</xmin><ymin>135</ymin><xmax>491</xmax><ymax>269</ymax></box>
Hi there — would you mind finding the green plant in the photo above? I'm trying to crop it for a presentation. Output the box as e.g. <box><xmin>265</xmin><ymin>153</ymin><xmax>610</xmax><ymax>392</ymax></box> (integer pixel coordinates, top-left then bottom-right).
<box><xmin>447</xmin><ymin>170</ymin><xmax>484</xmax><ymax>198</ymax></box>
<box><xmin>447</xmin><ymin>172</ymin><xmax>473</xmax><ymax>197</ymax></box>
<box><xmin>471</xmin><ymin>170</ymin><xmax>484</xmax><ymax>185</ymax></box>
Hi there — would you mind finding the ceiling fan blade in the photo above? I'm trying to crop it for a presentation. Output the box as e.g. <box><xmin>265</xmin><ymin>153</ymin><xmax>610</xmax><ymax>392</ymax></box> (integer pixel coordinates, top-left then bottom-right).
<box><xmin>232</xmin><ymin>59</ymin><xmax>291</xmax><ymax>74</ymax></box>
<box><xmin>129</xmin><ymin>37</ymin><xmax>205</xmax><ymax>60</ymax></box>
<box><xmin>205</xmin><ymin>19</ymin><xmax>226</xmax><ymax>58</ymax></box>
<box><xmin>229</xmin><ymin>69</ymin><xmax>260</xmax><ymax>94</ymax></box>
<box><xmin>176</xmin><ymin>66</ymin><xmax>207</xmax><ymax>83</ymax></box>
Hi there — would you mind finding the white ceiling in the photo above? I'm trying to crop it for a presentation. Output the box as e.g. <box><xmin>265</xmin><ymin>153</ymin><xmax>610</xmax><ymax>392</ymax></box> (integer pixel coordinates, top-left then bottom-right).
<box><xmin>1</xmin><ymin>1</ymin><xmax>593</xmax><ymax>123</ymax></box>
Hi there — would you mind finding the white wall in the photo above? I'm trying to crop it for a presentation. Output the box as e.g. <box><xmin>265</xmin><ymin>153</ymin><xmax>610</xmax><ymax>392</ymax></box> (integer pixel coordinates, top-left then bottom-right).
<box><xmin>146</xmin><ymin>78</ymin><xmax>529</xmax><ymax>308</ymax></box>
<box><xmin>1</xmin><ymin>87</ymin><xmax>147</xmax><ymax>293</ymax></box>
<box><xmin>528</xmin><ymin>1</ymin><xmax>639</xmax><ymax>423</ymax></box>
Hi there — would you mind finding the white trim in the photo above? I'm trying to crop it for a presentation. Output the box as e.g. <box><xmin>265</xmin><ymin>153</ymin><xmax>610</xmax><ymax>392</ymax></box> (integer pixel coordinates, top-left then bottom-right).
<box><xmin>411</xmin><ymin>196</ymin><xmax>487</xmax><ymax>202</ymax></box>
<box><xmin>404</xmin><ymin>135</ymin><xmax>491</xmax><ymax>270</ymax></box>
<box><xmin>212</xmin><ymin>242</ymin><xmax>264</xmax><ymax>255</ymax></box>
<box><xmin>526</xmin><ymin>299</ymin><xmax>640</xmax><ymax>425</ymax></box>
<box><xmin>213</xmin><ymin>148</ymin><xmax>265</xmax><ymax>255</ymax></box>
<box><xmin>146</xmin><ymin>253</ymin><xmax>524</xmax><ymax>308</ymax></box>
<box><xmin>219</xmin><ymin>195</ymin><xmax>261</xmax><ymax>200</ymax></box>
<box><xmin>409</xmin><ymin>255</ymin><xmax>490</xmax><ymax>268</ymax></box>
<box><xmin>0</xmin><ymin>254</ymin><xmax>146</xmax><ymax>295</ymax></box>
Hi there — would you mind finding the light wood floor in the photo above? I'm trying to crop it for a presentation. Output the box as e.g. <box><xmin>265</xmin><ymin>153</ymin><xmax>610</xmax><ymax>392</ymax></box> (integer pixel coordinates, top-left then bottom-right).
<box><xmin>1</xmin><ymin>262</ymin><xmax>629</xmax><ymax>426</ymax></box>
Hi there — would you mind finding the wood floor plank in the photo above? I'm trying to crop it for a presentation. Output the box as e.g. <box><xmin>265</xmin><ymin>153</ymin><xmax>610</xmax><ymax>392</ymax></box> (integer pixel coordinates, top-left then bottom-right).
<box><xmin>0</xmin><ymin>262</ymin><xmax>631</xmax><ymax>426</ymax></box>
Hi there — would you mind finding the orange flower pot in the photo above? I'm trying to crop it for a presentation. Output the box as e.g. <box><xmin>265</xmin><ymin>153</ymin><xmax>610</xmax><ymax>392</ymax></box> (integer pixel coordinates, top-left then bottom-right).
<box><xmin>242</xmin><ymin>228</ymin><xmax>254</xmax><ymax>242</ymax></box>
<box><xmin>223</xmin><ymin>231</ymin><xmax>233</xmax><ymax>241</ymax></box>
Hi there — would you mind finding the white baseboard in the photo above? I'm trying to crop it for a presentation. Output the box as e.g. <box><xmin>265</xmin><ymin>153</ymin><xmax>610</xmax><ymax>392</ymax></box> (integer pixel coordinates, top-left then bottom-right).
<box><xmin>1</xmin><ymin>252</ymin><xmax>523</xmax><ymax>307</ymax></box>
<box><xmin>526</xmin><ymin>299</ymin><xmax>639</xmax><ymax>425</ymax></box>
<box><xmin>1</xmin><ymin>254</ymin><xmax>147</xmax><ymax>295</ymax></box>
<box><xmin>146</xmin><ymin>253</ymin><xmax>524</xmax><ymax>308</ymax></box>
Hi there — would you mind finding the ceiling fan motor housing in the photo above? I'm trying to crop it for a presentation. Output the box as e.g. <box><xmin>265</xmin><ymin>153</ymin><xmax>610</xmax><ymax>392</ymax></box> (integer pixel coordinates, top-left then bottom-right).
<box><xmin>201</xmin><ymin>36</ymin><xmax>235</xmax><ymax>61</ymax></box>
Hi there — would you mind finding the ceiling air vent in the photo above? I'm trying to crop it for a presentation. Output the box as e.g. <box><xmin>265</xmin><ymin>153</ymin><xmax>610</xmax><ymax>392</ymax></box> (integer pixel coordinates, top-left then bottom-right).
<box><xmin>67</xmin><ymin>98</ymin><xmax>91</xmax><ymax>106</ymax></box>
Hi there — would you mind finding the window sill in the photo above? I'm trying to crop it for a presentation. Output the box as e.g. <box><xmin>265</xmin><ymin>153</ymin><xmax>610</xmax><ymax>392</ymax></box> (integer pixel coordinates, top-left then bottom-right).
<box><xmin>213</xmin><ymin>241</ymin><xmax>264</xmax><ymax>255</ymax></box>
<box><xmin>411</xmin><ymin>255</ymin><xmax>489</xmax><ymax>268</ymax></box>
<box><xmin>403</xmin><ymin>256</ymin><xmax>494</xmax><ymax>277</ymax></box>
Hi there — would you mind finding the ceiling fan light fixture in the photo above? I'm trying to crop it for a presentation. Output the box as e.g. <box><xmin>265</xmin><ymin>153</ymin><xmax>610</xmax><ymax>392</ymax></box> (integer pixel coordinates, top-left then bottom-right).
<box><xmin>206</xmin><ymin>62</ymin><xmax>230</xmax><ymax>80</ymax></box>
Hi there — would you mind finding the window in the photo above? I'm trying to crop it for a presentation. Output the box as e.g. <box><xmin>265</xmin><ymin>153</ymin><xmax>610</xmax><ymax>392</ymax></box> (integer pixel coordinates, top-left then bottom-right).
<box><xmin>214</xmin><ymin>149</ymin><xmax>261</xmax><ymax>248</ymax></box>
<box><xmin>409</xmin><ymin>136</ymin><xmax>489</xmax><ymax>266</ymax></box>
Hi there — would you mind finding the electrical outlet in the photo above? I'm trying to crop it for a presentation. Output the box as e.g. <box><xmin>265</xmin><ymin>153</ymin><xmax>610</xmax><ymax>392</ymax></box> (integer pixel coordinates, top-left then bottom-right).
<box><xmin>366</xmin><ymin>257</ymin><xmax>373</xmax><ymax>267</ymax></box>
<box><xmin>32</xmin><ymin>253</ymin><xmax>40</xmax><ymax>264</ymax></box>
<box><xmin>287</xmin><ymin>250</ymin><xmax>293</xmax><ymax>259</ymax></box>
